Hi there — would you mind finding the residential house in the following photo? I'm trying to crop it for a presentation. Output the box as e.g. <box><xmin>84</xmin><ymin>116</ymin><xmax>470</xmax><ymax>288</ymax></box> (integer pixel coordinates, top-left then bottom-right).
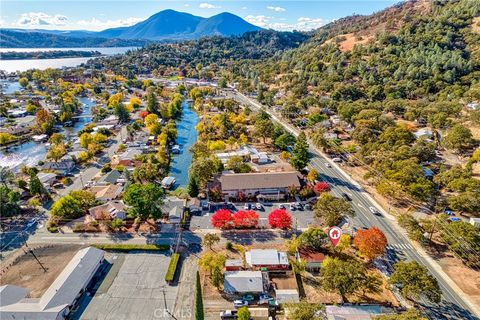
<box><xmin>250</xmin><ymin>152</ymin><xmax>269</xmax><ymax>164</ymax></box>
<box><xmin>218</xmin><ymin>171</ymin><xmax>302</xmax><ymax>201</ymax></box>
<box><xmin>270</xmin><ymin>273</ymin><xmax>300</xmax><ymax>303</ymax></box>
<box><xmin>162</xmin><ymin>197</ymin><xmax>185</xmax><ymax>224</ymax></box>
<box><xmin>96</xmin><ymin>170</ymin><xmax>125</xmax><ymax>185</ymax></box>
<box><xmin>245</xmin><ymin>249</ymin><xmax>289</xmax><ymax>271</ymax></box>
<box><xmin>89</xmin><ymin>184</ymin><xmax>123</xmax><ymax>202</ymax></box>
<box><xmin>0</xmin><ymin>124</ymin><xmax>31</xmax><ymax>135</ymax></box>
<box><xmin>88</xmin><ymin>200</ymin><xmax>127</xmax><ymax>221</ymax></box>
<box><xmin>41</xmin><ymin>158</ymin><xmax>75</xmax><ymax>175</ymax></box>
<box><xmin>414</xmin><ymin>128</ymin><xmax>433</xmax><ymax>140</ymax></box>
<box><xmin>470</xmin><ymin>217</ymin><xmax>480</xmax><ymax>228</ymax></box>
<box><xmin>224</xmin><ymin>271</ymin><xmax>265</xmax><ymax>294</ymax></box>
<box><xmin>296</xmin><ymin>249</ymin><xmax>325</xmax><ymax>272</ymax></box>
<box><xmin>37</xmin><ymin>172</ymin><xmax>57</xmax><ymax>188</ymax></box>
<box><xmin>324</xmin><ymin>132</ymin><xmax>338</xmax><ymax>140</ymax></box>
<box><xmin>225</xmin><ymin>259</ymin><xmax>243</xmax><ymax>271</ymax></box>
<box><xmin>466</xmin><ymin>102</ymin><xmax>479</xmax><ymax>110</ymax></box>
<box><xmin>0</xmin><ymin>247</ymin><xmax>104</xmax><ymax>320</ymax></box>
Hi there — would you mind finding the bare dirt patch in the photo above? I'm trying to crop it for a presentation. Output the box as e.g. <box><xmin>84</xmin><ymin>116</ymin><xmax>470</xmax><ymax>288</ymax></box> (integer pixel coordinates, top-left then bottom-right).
<box><xmin>472</xmin><ymin>17</ymin><xmax>480</xmax><ymax>34</ymax></box>
<box><xmin>437</xmin><ymin>255</ymin><xmax>480</xmax><ymax>307</ymax></box>
<box><xmin>0</xmin><ymin>244</ymin><xmax>84</xmax><ymax>297</ymax></box>
<box><xmin>324</xmin><ymin>33</ymin><xmax>375</xmax><ymax>52</ymax></box>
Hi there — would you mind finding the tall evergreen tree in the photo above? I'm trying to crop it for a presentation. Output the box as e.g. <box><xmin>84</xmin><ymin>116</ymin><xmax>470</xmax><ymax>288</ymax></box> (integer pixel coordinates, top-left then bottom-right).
<box><xmin>291</xmin><ymin>132</ymin><xmax>309</xmax><ymax>170</ymax></box>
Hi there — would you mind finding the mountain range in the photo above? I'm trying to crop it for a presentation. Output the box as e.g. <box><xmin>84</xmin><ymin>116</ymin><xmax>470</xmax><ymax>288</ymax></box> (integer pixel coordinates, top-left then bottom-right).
<box><xmin>0</xmin><ymin>9</ymin><xmax>262</xmax><ymax>48</ymax></box>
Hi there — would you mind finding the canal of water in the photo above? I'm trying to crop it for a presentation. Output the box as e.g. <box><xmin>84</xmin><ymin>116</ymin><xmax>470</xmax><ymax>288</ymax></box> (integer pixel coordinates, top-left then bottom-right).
<box><xmin>0</xmin><ymin>90</ymin><xmax>94</xmax><ymax>169</ymax></box>
<box><xmin>169</xmin><ymin>100</ymin><xmax>199</xmax><ymax>188</ymax></box>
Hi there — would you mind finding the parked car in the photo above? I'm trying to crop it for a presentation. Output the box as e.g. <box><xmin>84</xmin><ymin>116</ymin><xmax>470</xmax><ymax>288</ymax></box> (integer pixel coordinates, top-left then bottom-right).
<box><xmin>325</xmin><ymin>162</ymin><xmax>332</xmax><ymax>168</ymax></box>
<box><xmin>220</xmin><ymin>310</ymin><xmax>237</xmax><ymax>320</ymax></box>
<box><xmin>244</xmin><ymin>203</ymin><xmax>251</xmax><ymax>210</ymax></box>
<box><xmin>258</xmin><ymin>294</ymin><xmax>273</xmax><ymax>304</ymax></box>
<box><xmin>332</xmin><ymin>157</ymin><xmax>342</xmax><ymax>163</ymax></box>
<box><xmin>279</xmin><ymin>204</ymin><xmax>286</xmax><ymax>209</ymax></box>
<box><xmin>294</xmin><ymin>202</ymin><xmax>303</xmax><ymax>210</ymax></box>
<box><xmin>304</xmin><ymin>203</ymin><xmax>313</xmax><ymax>210</ymax></box>
<box><xmin>342</xmin><ymin>193</ymin><xmax>352</xmax><ymax>201</ymax></box>
<box><xmin>233</xmin><ymin>300</ymin><xmax>248</xmax><ymax>308</ymax></box>
<box><xmin>242</xmin><ymin>294</ymin><xmax>255</xmax><ymax>302</ymax></box>
<box><xmin>255</xmin><ymin>203</ymin><xmax>263</xmax><ymax>210</ymax></box>
<box><xmin>369</xmin><ymin>206</ymin><xmax>382</xmax><ymax>216</ymax></box>
<box><xmin>289</xmin><ymin>203</ymin><xmax>296</xmax><ymax>211</ymax></box>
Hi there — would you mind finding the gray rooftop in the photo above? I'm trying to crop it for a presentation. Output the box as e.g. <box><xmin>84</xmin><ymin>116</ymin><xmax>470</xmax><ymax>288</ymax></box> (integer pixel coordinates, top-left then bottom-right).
<box><xmin>220</xmin><ymin>171</ymin><xmax>301</xmax><ymax>191</ymax></box>
<box><xmin>224</xmin><ymin>271</ymin><xmax>264</xmax><ymax>293</ymax></box>
<box><xmin>246</xmin><ymin>249</ymin><xmax>289</xmax><ymax>266</ymax></box>
<box><xmin>0</xmin><ymin>247</ymin><xmax>105</xmax><ymax>320</ymax></box>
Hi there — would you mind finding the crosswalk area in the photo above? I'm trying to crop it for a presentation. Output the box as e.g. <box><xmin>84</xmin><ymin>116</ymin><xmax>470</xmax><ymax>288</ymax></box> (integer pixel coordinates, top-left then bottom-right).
<box><xmin>387</xmin><ymin>243</ymin><xmax>414</xmax><ymax>250</ymax></box>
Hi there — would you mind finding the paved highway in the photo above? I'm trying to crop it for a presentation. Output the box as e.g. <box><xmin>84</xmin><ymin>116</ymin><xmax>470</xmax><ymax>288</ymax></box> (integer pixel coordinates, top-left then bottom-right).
<box><xmin>225</xmin><ymin>90</ymin><xmax>479</xmax><ymax>320</ymax></box>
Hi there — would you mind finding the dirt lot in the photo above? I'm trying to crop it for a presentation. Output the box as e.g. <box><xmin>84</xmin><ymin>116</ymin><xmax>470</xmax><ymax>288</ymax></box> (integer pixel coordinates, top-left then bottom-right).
<box><xmin>301</xmin><ymin>270</ymin><xmax>399</xmax><ymax>306</ymax></box>
<box><xmin>438</xmin><ymin>255</ymin><xmax>480</xmax><ymax>307</ymax></box>
<box><xmin>0</xmin><ymin>244</ymin><xmax>85</xmax><ymax>297</ymax></box>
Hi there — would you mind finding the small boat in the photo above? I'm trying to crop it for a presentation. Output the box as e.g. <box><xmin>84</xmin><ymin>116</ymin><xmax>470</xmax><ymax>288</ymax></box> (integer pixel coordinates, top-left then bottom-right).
<box><xmin>161</xmin><ymin>176</ymin><xmax>176</xmax><ymax>189</ymax></box>
<box><xmin>32</xmin><ymin>134</ymin><xmax>48</xmax><ymax>142</ymax></box>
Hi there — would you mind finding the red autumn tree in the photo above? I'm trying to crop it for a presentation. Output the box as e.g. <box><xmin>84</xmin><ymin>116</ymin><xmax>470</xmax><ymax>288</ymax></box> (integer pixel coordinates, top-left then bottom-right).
<box><xmin>268</xmin><ymin>209</ymin><xmax>292</xmax><ymax>229</ymax></box>
<box><xmin>211</xmin><ymin>209</ymin><xmax>234</xmax><ymax>229</ymax></box>
<box><xmin>314</xmin><ymin>182</ymin><xmax>330</xmax><ymax>193</ymax></box>
<box><xmin>353</xmin><ymin>227</ymin><xmax>388</xmax><ymax>260</ymax></box>
<box><xmin>139</xmin><ymin>111</ymin><xmax>149</xmax><ymax>119</ymax></box>
<box><xmin>233</xmin><ymin>210</ymin><xmax>259</xmax><ymax>228</ymax></box>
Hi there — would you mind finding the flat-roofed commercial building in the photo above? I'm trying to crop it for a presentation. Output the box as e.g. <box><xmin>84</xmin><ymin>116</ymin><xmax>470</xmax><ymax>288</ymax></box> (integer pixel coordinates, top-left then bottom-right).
<box><xmin>0</xmin><ymin>247</ymin><xmax>104</xmax><ymax>320</ymax></box>
<box><xmin>218</xmin><ymin>171</ymin><xmax>302</xmax><ymax>201</ymax></box>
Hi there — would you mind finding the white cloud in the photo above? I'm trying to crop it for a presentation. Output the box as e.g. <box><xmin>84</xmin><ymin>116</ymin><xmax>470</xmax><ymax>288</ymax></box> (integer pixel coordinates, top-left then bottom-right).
<box><xmin>17</xmin><ymin>12</ymin><xmax>68</xmax><ymax>27</ymax></box>
<box><xmin>244</xmin><ymin>15</ymin><xmax>272</xmax><ymax>28</ymax></box>
<box><xmin>241</xmin><ymin>6</ymin><xmax>248</xmax><ymax>10</ymax></box>
<box><xmin>267</xmin><ymin>6</ymin><xmax>286</xmax><ymax>12</ymax></box>
<box><xmin>199</xmin><ymin>3</ymin><xmax>220</xmax><ymax>9</ymax></box>
<box><xmin>245</xmin><ymin>15</ymin><xmax>327</xmax><ymax>31</ymax></box>
<box><xmin>296</xmin><ymin>17</ymin><xmax>327</xmax><ymax>30</ymax></box>
<box><xmin>77</xmin><ymin>17</ymin><xmax>144</xmax><ymax>30</ymax></box>
<box><xmin>184</xmin><ymin>4</ymin><xmax>190</xmax><ymax>7</ymax></box>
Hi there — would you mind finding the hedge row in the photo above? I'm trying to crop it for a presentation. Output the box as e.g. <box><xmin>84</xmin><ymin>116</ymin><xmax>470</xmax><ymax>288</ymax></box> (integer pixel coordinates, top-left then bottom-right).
<box><xmin>165</xmin><ymin>253</ymin><xmax>181</xmax><ymax>282</ymax></box>
<box><xmin>195</xmin><ymin>271</ymin><xmax>204</xmax><ymax>320</ymax></box>
<box><xmin>92</xmin><ymin>244</ymin><xmax>170</xmax><ymax>252</ymax></box>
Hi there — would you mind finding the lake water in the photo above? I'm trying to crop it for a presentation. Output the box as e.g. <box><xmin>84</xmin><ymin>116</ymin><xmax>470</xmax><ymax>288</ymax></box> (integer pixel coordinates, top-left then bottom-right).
<box><xmin>0</xmin><ymin>96</ymin><xmax>95</xmax><ymax>170</ymax></box>
<box><xmin>170</xmin><ymin>101</ymin><xmax>199</xmax><ymax>187</ymax></box>
<box><xmin>0</xmin><ymin>47</ymin><xmax>138</xmax><ymax>72</ymax></box>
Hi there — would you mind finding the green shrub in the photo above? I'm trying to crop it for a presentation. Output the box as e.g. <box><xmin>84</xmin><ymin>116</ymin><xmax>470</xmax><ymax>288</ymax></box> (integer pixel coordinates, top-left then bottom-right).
<box><xmin>165</xmin><ymin>253</ymin><xmax>181</xmax><ymax>282</ymax></box>
<box><xmin>47</xmin><ymin>226</ymin><xmax>58</xmax><ymax>233</ymax></box>
<box><xmin>195</xmin><ymin>271</ymin><xmax>204</xmax><ymax>320</ymax></box>
<box><xmin>72</xmin><ymin>222</ymin><xmax>85</xmax><ymax>232</ymax></box>
<box><xmin>92</xmin><ymin>244</ymin><xmax>170</xmax><ymax>251</ymax></box>
<box><xmin>226</xmin><ymin>241</ymin><xmax>233</xmax><ymax>250</ymax></box>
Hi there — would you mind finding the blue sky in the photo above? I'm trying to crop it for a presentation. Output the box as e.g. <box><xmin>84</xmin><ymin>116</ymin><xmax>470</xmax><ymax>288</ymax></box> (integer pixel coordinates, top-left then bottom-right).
<box><xmin>1</xmin><ymin>0</ymin><xmax>399</xmax><ymax>31</ymax></box>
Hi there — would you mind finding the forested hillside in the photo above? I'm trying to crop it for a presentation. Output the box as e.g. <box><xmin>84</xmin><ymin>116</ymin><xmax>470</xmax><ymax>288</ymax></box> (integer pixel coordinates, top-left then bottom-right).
<box><xmin>86</xmin><ymin>30</ymin><xmax>309</xmax><ymax>77</ymax></box>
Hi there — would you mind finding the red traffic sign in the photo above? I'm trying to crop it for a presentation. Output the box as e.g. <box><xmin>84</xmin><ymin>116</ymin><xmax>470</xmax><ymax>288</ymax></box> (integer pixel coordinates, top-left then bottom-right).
<box><xmin>328</xmin><ymin>226</ymin><xmax>342</xmax><ymax>246</ymax></box>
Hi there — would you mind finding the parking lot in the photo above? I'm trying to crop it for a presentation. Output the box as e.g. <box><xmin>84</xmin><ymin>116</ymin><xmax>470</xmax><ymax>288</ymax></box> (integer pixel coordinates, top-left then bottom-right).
<box><xmin>72</xmin><ymin>252</ymin><xmax>179</xmax><ymax>320</ymax></box>
<box><xmin>190</xmin><ymin>202</ymin><xmax>316</xmax><ymax>230</ymax></box>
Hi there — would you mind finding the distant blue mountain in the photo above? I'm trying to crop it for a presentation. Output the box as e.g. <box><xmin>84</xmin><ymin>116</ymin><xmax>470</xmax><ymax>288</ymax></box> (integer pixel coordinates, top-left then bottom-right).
<box><xmin>0</xmin><ymin>10</ymin><xmax>262</xmax><ymax>47</ymax></box>
<box><xmin>97</xmin><ymin>9</ymin><xmax>261</xmax><ymax>40</ymax></box>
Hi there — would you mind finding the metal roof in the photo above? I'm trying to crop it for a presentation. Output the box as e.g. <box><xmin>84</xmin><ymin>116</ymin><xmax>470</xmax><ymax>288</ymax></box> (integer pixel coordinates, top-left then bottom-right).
<box><xmin>224</xmin><ymin>271</ymin><xmax>264</xmax><ymax>293</ymax></box>
<box><xmin>0</xmin><ymin>247</ymin><xmax>104</xmax><ymax>320</ymax></box>
<box><xmin>246</xmin><ymin>249</ymin><xmax>289</xmax><ymax>266</ymax></box>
